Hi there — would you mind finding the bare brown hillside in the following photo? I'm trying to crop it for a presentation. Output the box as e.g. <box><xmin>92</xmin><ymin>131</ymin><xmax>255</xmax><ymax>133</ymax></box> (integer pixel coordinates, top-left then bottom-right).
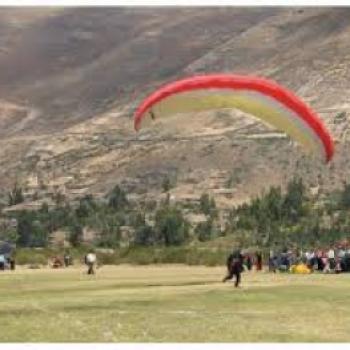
<box><xmin>0</xmin><ymin>7</ymin><xmax>349</xmax><ymax>208</ymax></box>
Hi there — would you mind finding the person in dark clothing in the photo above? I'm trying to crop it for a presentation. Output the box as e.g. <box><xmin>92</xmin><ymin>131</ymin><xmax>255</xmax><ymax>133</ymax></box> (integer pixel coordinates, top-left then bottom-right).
<box><xmin>9</xmin><ymin>256</ymin><xmax>15</xmax><ymax>270</ymax></box>
<box><xmin>6</xmin><ymin>255</ymin><xmax>15</xmax><ymax>270</ymax></box>
<box><xmin>280</xmin><ymin>252</ymin><xmax>290</xmax><ymax>272</ymax></box>
<box><xmin>256</xmin><ymin>251</ymin><xmax>263</xmax><ymax>271</ymax></box>
<box><xmin>227</xmin><ymin>252</ymin><xmax>234</xmax><ymax>268</ymax></box>
<box><xmin>317</xmin><ymin>256</ymin><xmax>324</xmax><ymax>271</ymax></box>
<box><xmin>64</xmin><ymin>252</ymin><xmax>72</xmax><ymax>267</ymax></box>
<box><xmin>246</xmin><ymin>255</ymin><xmax>252</xmax><ymax>271</ymax></box>
<box><xmin>343</xmin><ymin>253</ymin><xmax>350</xmax><ymax>272</ymax></box>
<box><xmin>223</xmin><ymin>250</ymin><xmax>244</xmax><ymax>287</ymax></box>
<box><xmin>269</xmin><ymin>255</ymin><xmax>278</xmax><ymax>273</ymax></box>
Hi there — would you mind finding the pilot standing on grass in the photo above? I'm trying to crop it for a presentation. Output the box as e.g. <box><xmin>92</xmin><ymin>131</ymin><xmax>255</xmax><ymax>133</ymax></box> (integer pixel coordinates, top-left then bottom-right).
<box><xmin>223</xmin><ymin>249</ymin><xmax>244</xmax><ymax>288</ymax></box>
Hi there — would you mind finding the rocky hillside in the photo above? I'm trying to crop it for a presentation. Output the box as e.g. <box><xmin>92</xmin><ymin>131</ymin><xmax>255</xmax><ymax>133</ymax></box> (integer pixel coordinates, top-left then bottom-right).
<box><xmin>0</xmin><ymin>7</ymin><xmax>349</xmax><ymax>209</ymax></box>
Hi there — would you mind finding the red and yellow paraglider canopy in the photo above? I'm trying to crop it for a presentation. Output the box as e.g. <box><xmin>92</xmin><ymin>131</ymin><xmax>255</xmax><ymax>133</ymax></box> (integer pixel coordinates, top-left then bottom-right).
<box><xmin>134</xmin><ymin>74</ymin><xmax>334</xmax><ymax>162</ymax></box>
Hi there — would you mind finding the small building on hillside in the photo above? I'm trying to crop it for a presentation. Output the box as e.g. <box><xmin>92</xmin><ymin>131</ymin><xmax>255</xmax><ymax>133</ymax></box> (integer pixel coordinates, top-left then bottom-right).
<box><xmin>167</xmin><ymin>193</ymin><xmax>201</xmax><ymax>206</ymax></box>
<box><xmin>49</xmin><ymin>230</ymin><xmax>70</xmax><ymax>248</ymax></box>
<box><xmin>49</xmin><ymin>227</ymin><xmax>99</xmax><ymax>248</ymax></box>
<box><xmin>2</xmin><ymin>199</ymin><xmax>55</xmax><ymax>214</ymax></box>
<box><xmin>212</xmin><ymin>188</ymin><xmax>236</xmax><ymax>199</ymax></box>
<box><xmin>185</xmin><ymin>213</ymin><xmax>207</xmax><ymax>227</ymax></box>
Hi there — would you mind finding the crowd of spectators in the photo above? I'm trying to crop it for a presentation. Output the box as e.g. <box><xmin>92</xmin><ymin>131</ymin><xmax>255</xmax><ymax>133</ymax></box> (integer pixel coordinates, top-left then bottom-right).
<box><xmin>268</xmin><ymin>244</ymin><xmax>350</xmax><ymax>273</ymax></box>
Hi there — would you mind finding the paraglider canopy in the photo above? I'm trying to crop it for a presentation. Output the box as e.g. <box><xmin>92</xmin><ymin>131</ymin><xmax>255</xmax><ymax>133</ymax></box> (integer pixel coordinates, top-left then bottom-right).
<box><xmin>134</xmin><ymin>74</ymin><xmax>334</xmax><ymax>163</ymax></box>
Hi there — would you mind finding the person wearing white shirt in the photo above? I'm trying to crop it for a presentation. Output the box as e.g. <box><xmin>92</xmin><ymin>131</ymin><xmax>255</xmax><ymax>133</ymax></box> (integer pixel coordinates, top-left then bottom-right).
<box><xmin>85</xmin><ymin>250</ymin><xmax>97</xmax><ymax>275</ymax></box>
<box><xmin>0</xmin><ymin>254</ymin><xmax>5</xmax><ymax>270</ymax></box>
<box><xmin>305</xmin><ymin>251</ymin><xmax>311</xmax><ymax>262</ymax></box>
<box><xmin>337</xmin><ymin>248</ymin><xmax>345</xmax><ymax>259</ymax></box>
<box><xmin>327</xmin><ymin>248</ymin><xmax>335</xmax><ymax>270</ymax></box>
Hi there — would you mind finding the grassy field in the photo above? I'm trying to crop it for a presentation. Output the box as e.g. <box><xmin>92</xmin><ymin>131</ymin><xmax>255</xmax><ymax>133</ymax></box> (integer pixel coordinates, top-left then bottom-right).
<box><xmin>1</xmin><ymin>265</ymin><xmax>350</xmax><ymax>342</ymax></box>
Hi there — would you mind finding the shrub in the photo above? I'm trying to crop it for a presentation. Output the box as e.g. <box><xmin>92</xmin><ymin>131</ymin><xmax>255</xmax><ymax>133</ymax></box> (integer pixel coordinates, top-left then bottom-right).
<box><xmin>15</xmin><ymin>248</ymin><xmax>50</xmax><ymax>265</ymax></box>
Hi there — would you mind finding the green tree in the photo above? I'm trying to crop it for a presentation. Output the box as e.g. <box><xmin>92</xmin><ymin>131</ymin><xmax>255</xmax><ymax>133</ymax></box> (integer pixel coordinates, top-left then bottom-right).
<box><xmin>134</xmin><ymin>225</ymin><xmax>156</xmax><ymax>246</ymax></box>
<box><xmin>95</xmin><ymin>214</ymin><xmax>122</xmax><ymax>248</ymax></box>
<box><xmin>16</xmin><ymin>211</ymin><xmax>50</xmax><ymax>247</ymax></box>
<box><xmin>195</xmin><ymin>219</ymin><xmax>214</xmax><ymax>242</ymax></box>
<box><xmin>69</xmin><ymin>222</ymin><xmax>83</xmax><ymax>247</ymax></box>
<box><xmin>155</xmin><ymin>206</ymin><xmax>189</xmax><ymax>246</ymax></box>
<box><xmin>108</xmin><ymin>185</ymin><xmax>128</xmax><ymax>211</ymax></box>
<box><xmin>31</xmin><ymin>220</ymin><xmax>48</xmax><ymax>247</ymax></box>
<box><xmin>76</xmin><ymin>195</ymin><xmax>96</xmax><ymax>218</ymax></box>
<box><xmin>0</xmin><ymin>227</ymin><xmax>18</xmax><ymax>244</ymax></box>
<box><xmin>131</xmin><ymin>211</ymin><xmax>146</xmax><ymax>228</ymax></box>
<box><xmin>162</xmin><ymin>176</ymin><xmax>172</xmax><ymax>193</ymax></box>
<box><xmin>200</xmin><ymin>193</ymin><xmax>216</xmax><ymax>216</ymax></box>
<box><xmin>17</xmin><ymin>211</ymin><xmax>35</xmax><ymax>247</ymax></box>
<box><xmin>200</xmin><ymin>193</ymin><xmax>210</xmax><ymax>214</ymax></box>
<box><xmin>40</xmin><ymin>202</ymin><xmax>49</xmax><ymax>214</ymax></box>
<box><xmin>283</xmin><ymin>178</ymin><xmax>307</xmax><ymax>223</ymax></box>
<box><xmin>340</xmin><ymin>182</ymin><xmax>350</xmax><ymax>209</ymax></box>
<box><xmin>47</xmin><ymin>204</ymin><xmax>74</xmax><ymax>232</ymax></box>
<box><xmin>53</xmin><ymin>190</ymin><xmax>66</xmax><ymax>207</ymax></box>
<box><xmin>145</xmin><ymin>199</ymin><xmax>157</xmax><ymax>212</ymax></box>
<box><xmin>8</xmin><ymin>183</ymin><xmax>24</xmax><ymax>206</ymax></box>
<box><xmin>97</xmin><ymin>227</ymin><xmax>121</xmax><ymax>248</ymax></box>
<box><xmin>210</xmin><ymin>204</ymin><xmax>219</xmax><ymax>221</ymax></box>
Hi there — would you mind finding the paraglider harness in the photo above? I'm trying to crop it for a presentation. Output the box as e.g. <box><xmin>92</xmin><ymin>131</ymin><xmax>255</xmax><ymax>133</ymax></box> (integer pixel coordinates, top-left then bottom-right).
<box><xmin>150</xmin><ymin>109</ymin><xmax>156</xmax><ymax>120</ymax></box>
<box><xmin>228</xmin><ymin>254</ymin><xmax>244</xmax><ymax>274</ymax></box>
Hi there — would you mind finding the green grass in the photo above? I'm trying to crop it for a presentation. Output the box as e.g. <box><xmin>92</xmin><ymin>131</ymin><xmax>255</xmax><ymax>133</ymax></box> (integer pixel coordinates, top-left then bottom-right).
<box><xmin>1</xmin><ymin>265</ymin><xmax>350</xmax><ymax>342</ymax></box>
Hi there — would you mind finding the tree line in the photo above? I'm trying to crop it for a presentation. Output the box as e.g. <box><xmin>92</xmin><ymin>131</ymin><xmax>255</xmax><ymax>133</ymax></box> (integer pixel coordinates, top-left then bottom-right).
<box><xmin>2</xmin><ymin>177</ymin><xmax>350</xmax><ymax>250</ymax></box>
<box><xmin>0</xmin><ymin>181</ymin><xmax>218</xmax><ymax>248</ymax></box>
<box><xmin>227</xmin><ymin>178</ymin><xmax>350</xmax><ymax>249</ymax></box>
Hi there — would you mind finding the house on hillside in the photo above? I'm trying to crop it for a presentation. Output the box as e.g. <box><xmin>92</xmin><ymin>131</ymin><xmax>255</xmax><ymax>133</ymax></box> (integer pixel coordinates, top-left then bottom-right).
<box><xmin>49</xmin><ymin>230</ymin><xmax>70</xmax><ymax>248</ymax></box>
<box><xmin>126</xmin><ymin>193</ymin><xmax>142</xmax><ymax>206</ymax></box>
<box><xmin>50</xmin><ymin>227</ymin><xmax>99</xmax><ymax>248</ymax></box>
<box><xmin>2</xmin><ymin>200</ymin><xmax>54</xmax><ymax>216</ymax></box>
<box><xmin>185</xmin><ymin>213</ymin><xmax>207</xmax><ymax>229</ymax></box>
<box><xmin>212</xmin><ymin>188</ymin><xmax>236</xmax><ymax>199</ymax></box>
<box><xmin>166</xmin><ymin>193</ymin><xmax>201</xmax><ymax>206</ymax></box>
<box><xmin>207</xmin><ymin>171</ymin><xmax>230</xmax><ymax>189</ymax></box>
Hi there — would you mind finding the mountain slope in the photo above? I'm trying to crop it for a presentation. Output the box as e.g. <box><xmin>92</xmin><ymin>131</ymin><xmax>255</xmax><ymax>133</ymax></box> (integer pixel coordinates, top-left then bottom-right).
<box><xmin>0</xmin><ymin>7</ymin><xmax>349</xmax><ymax>208</ymax></box>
